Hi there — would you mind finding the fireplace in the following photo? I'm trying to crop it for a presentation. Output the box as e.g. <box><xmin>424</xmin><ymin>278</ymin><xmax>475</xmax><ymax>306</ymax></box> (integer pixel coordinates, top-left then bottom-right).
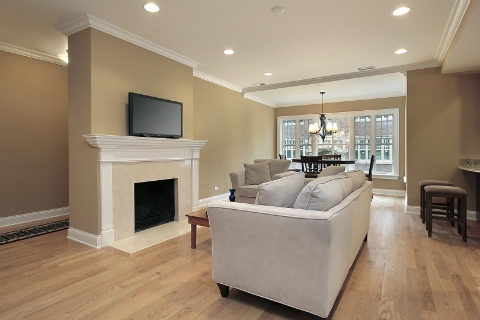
<box><xmin>81</xmin><ymin>134</ymin><xmax>207</xmax><ymax>248</ymax></box>
<box><xmin>134</xmin><ymin>179</ymin><xmax>176</xmax><ymax>232</ymax></box>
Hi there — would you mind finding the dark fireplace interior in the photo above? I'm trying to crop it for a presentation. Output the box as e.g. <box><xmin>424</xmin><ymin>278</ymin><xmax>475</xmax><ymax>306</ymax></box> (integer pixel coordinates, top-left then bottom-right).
<box><xmin>134</xmin><ymin>179</ymin><xmax>176</xmax><ymax>232</ymax></box>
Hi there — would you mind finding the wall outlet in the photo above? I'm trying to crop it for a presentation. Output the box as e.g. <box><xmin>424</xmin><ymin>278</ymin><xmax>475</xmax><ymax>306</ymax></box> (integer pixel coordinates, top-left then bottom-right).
<box><xmin>214</xmin><ymin>187</ymin><xmax>219</xmax><ymax>191</ymax></box>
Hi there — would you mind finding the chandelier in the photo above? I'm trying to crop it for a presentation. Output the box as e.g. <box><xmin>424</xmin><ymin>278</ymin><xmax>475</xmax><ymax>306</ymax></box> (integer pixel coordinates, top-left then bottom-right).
<box><xmin>308</xmin><ymin>91</ymin><xmax>338</xmax><ymax>141</ymax></box>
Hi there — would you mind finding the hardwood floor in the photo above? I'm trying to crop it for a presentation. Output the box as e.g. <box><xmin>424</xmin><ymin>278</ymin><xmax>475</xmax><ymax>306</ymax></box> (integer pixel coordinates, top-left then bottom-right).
<box><xmin>1</xmin><ymin>195</ymin><xmax>479</xmax><ymax>319</ymax></box>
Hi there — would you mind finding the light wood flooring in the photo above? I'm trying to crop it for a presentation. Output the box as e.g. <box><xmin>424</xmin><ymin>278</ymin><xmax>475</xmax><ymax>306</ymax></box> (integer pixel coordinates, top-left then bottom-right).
<box><xmin>1</xmin><ymin>195</ymin><xmax>479</xmax><ymax>319</ymax></box>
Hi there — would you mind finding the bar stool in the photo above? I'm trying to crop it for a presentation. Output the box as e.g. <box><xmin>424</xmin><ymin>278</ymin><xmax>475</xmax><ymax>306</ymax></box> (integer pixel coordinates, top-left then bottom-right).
<box><xmin>419</xmin><ymin>180</ymin><xmax>454</xmax><ymax>224</ymax></box>
<box><xmin>424</xmin><ymin>185</ymin><xmax>468</xmax><ymax>242</ymax></box>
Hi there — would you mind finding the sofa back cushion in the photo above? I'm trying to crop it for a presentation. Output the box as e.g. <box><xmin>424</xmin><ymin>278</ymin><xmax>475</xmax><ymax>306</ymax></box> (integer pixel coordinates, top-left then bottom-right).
<box><xmin>244</xmin><ymin>162</ymin><xmax>271</xmax><ymax>185</ymax></box>
<box><xmin>256</xmin><ymin>172</ymin><xmax>305</xmax><ymax>208</ymax></box>
<box><xmin>293</xmin><ymin>175</ymin><xmax>354</xmax><ymax>211</ymax></box>
<box><xmin>318</xmin><ymin>165</ymin><xmax>345</xmax><ymax>177</ymax></box>
<box><xmin>254</xmin><ymin>159</ymin><xmax>291</xmax><ymax>178</ymax></box>
<box><xmin>338</xmin><ymin>170</ymin><xmax>366</xmax><ymax>191</ymax></box>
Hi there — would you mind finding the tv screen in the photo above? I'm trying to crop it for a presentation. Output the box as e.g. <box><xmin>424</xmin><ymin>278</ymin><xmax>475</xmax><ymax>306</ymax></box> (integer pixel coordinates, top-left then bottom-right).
<box><xmin>128</xmin><ymin>92</ymin><xmax>183</xmax><ymax>138</ymax></box>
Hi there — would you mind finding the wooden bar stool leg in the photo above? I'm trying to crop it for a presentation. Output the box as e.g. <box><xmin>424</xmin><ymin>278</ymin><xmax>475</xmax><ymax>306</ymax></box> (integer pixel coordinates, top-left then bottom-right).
<box><xmin>448</xmin><ymin>198</ymin><xmax>455</xmax><ymax>227</ymax></box>
<box><xmin>421</xmin><ymin>186</ymin><xmax>425</xmax><ymax>224</ymax></box>
<box><xmin>427</xmin><ymin>193</ymin><xmax>433</xmax><ymax>238</ymax></box>
<box><xmin>461</xmin><ymin>195</ymin><xmax>467</xmax><ymax>242</ymax></box>
<box><xmin>457</xmin><ymin>197</ymin><xmax>462</xmax><ymax>235</ymax></box>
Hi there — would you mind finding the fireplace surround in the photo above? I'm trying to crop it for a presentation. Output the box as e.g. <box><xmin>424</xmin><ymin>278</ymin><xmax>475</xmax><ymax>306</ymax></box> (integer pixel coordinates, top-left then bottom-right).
<box><xmin>83</xmin><ymin>134</ymin><xmax>207</xmax><ymax>247</ymax></box>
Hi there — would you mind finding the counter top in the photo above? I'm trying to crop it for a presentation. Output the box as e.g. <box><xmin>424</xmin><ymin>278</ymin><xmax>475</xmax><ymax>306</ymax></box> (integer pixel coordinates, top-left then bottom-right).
<box><xmin>459</xmin><ymin>159</ymin><xmax>480</xmax><ymax>173</ymax></box>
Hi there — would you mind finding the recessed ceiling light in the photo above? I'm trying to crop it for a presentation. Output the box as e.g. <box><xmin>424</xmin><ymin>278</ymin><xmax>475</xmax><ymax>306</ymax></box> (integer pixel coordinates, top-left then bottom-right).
<box><xmin>395</xmin><ymin>48</ymin><xmax>408</xmax><ymax>54</ymax></box>
<box><xmin>252</xmin><ymin>83</ymin><xmax>266</xmax><ymax>86</ymax></box>
<box><xmin>264</xmin><ymin>72</ymin><xmax>272</xmax><ymax>76</ymax></box>
<box><xmin>392</xmin><ymin>7</ymin><xmax>410</xmax><ymax>16</ymax></box>
<box><xmin>57</xmin><ymin>54</ymin><xmax>68</xmax><ymax>63</ymax></box>
<box><xmin>144</xmin><ymin>3</ymin><xmax>160</xmax><ymax>13</ymax></box>
<box><xmin>271</xmin><ymin>6</ymin><xmax>285</xmax><ymax>14</ymax></box>
<box><xmin>224</xmin><ymin>49</ymin><xmax>234</xmax><ymax>55</ymax></box>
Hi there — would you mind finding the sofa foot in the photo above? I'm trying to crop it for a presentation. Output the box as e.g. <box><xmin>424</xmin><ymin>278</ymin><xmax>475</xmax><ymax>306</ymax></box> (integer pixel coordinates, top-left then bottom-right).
<box><xmin>364</xmin><ymin>234</ymin><xmax>368</xmax><ymax>242</ymax></box>
<box><xmin>217</xmin><ymin>283</ymin><xmax>229</xmax><ymax>298</ymax></box>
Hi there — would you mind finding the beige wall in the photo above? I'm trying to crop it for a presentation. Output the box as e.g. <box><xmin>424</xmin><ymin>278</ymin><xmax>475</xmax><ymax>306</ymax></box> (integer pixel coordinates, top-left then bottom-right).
<box><xmin>275</xmin><ymin>97</ymin><xmax>407</xmax><ymax>191</ymax></box>
<box><xmin>0</xmin><ymin>51</ymin><xmax>68</xmax><ymax>218</ymax></box>
<box><xmin>406</xmin><ymin>67</ymin><xmax>480</xmax><ymax>210</ymax></box>
<box><xmin>68</xmin><ymin>28</ymin><xmax>194</xmax><ymax>234</ymax></box>
<box><xmin>193</xmin><ymin>78</ymin><xmax>275</xmax><ymax>199</ymax></box>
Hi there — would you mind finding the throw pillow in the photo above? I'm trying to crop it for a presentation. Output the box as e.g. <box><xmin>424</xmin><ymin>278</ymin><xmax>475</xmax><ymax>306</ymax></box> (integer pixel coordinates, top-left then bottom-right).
<box><xmin>293</xmin><ymin>175</ymin><xmax>354</xmax><ymax>211</ymax></box>
<box><xmin>338</xmin><ymin>170</ymin><xmax>366</xmax><ymax>191</ymax></box>
<box><xmin>254</xmin><ymin>159</ymin><xmax>291</xmax><ymax>177</ymax></box>
<box><xmin>318</xmin><ymin>165</ymin><xmax>346</xmax><ymax>177</ymax></box>
<box><xmin>244</xmin><ymin>162</ymin><xmax>271</xmax><ymax>185</ymax></box>
<box><xmin>256</xmin><ymin>172</ymin><xmax>305</xmax><ymax>208</ymax></box>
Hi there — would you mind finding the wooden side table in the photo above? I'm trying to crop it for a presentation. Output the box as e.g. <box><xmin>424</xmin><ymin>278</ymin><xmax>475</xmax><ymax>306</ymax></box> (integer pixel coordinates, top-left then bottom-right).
<box><xmin>185</xmin><ymin>210</ymin><xmax>209</xmax><ymax>249</ymax></box>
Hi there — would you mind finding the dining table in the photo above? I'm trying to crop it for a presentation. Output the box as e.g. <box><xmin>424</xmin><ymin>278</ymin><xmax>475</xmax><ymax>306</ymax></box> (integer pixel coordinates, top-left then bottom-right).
<box><xmin>291</xmin><ymin>158</ymin><xmax>356</xmax><ymax>165</ymax></box>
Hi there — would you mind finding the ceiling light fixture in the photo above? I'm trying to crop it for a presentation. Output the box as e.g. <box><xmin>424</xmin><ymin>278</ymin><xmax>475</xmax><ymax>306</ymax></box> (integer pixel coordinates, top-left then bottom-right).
<box><xmin>144</xmin><ymin>3</ymin><xmax>160</xmax><ymax>12</ymax></box>
<box><xmin>308</xmin><ymin>92</ymin><xmax>338</xmax><ymax>141</ymax></box>
<box><xmin>57</xmin><ymin>53</ymin><xmax>68</xmax><ymax>63</ymax></box>
<box><xmin>271</xmin><ymin>6</ymin><xmax>285</xmax><ymax>14</ymax></box>
<box><xmin>264</xmin><ymin>72</ymin><xmax>272</xmax><ymax>76</ymax></box>
<box><xmin>358</xmin><ymin>66</ymin><xmax>376</xmax><ymax>71</ymax></box>
<box><xmin>395</xmin><ymin>48</ymin><xmax>408</xmax><ymax>54</ymax></box>
<box><xmin>392</xmin><ymin>7</ymin><xmax>410</xmax><ymax>16</ymax></box>
<box><xmin>224</xmin><ymin>49</ymin><xmax>234</xmax><ymax>55</ymax></box>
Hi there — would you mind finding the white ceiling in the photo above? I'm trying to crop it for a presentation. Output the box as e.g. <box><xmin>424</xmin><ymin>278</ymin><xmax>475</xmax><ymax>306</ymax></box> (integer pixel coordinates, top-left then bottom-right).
<box><xmin>0</xmin><ymin>0</ymin><xmax>478</xmax><ymax>107</ymax></box>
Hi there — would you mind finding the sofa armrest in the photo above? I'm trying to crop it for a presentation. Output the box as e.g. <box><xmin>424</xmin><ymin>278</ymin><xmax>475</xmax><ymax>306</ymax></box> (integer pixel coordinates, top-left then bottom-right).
<box><xmin>229</xmin><ymin>171</ymin><xmax>246</xmax><ymax>189</ymax></box>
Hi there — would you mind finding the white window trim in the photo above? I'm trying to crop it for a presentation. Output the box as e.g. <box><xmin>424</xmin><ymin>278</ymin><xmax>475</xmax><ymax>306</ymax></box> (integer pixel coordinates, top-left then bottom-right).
<box><xmin>277</xmin><ymin>108</ymin><xmax>400</xmax><ymax>180</ymax></box>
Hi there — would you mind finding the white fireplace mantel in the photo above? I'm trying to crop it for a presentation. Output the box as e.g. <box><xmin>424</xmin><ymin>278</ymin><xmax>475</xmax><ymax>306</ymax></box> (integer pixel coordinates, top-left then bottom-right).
<box><xmin>83</xmin><ymin>134</ymin><xmax>207</xmax><ymax>248</ymax></box>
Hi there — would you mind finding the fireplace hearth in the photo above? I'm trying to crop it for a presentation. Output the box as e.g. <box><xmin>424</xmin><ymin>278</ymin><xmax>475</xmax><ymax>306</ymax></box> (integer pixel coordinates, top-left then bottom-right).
<box><xmin>134</xmin><ymin>179</ymin><xmax>176</xmax><ymax>232</ymax></box>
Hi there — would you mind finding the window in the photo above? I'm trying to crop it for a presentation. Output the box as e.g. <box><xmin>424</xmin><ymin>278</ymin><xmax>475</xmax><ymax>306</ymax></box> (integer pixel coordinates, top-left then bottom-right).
<box><xmin>278</xmin><ymin>108</ymin><xmax>399</xmax><ymax>179</ymax></box>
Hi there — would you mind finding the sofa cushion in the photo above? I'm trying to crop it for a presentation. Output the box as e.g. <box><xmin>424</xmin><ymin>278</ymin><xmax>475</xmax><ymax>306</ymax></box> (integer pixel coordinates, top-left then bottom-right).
<box><xmin>293</xmin><ymin>175</ymin><xmax>354</xmax><ymax>211</ymax></box>
<box><xmin>318</xmin><ymin>165</ymin><xmax>345</xmax><ymax>177</ymax></box>
<box><xmin>255</xmin><ymin>172</ymin><xmax>305</xmax><ymax>208</ymax></box>
<box><xmin>236</xmin><ymin>185</ymin><xmax>259</xmax><ymax>198</ymax></box>
<box><xmin>254</xmin><ymin>159</ymin><xmax>291</xmax><ymax>178</ymax></box>
<box><xmin>244</xmin><ymin>162</ymin><xmax>271</xmax><ymax>185</ymax></box>
<box><xmin>272</xmin><ymin>171</ymin><xmax>298</xmax><ymax>180</ymax></box>
<box><xmin>338</xmin><ymin>170</ymin><xmax>366</xmax><ymax>191</ymax></box>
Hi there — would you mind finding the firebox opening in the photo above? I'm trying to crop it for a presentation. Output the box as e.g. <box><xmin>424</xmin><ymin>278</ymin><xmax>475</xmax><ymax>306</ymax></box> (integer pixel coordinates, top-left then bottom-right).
<box><xmin>134</xmin><ymin>178</ymin><xmax>176</xmax><ymax>232</ymax></box>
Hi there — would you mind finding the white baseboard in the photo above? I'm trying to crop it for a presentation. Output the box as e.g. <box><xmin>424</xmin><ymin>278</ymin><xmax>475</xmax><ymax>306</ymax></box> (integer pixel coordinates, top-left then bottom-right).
<box><xmin>405</xmin><ymin>205</ymin><xmax>477</xmax><ymax>220</ymax></box>
<box><xmin>372</xmin><ymin>189</ymin><xmax>406</xmax><ymax>197</ymax></box>
<box><xmin>67</xmin><ymin>228</ymin><xmax>101</xmax><ymax>249</ymax></box>
<box><xmin>193</xmin><ymin>192</ymin><xmax>229</xmax><ymax>211</ymax></box>
<box><xmin>0</xmin><ymin>207</ymin><xmax>69</xmax><ymax>227</ymax></box>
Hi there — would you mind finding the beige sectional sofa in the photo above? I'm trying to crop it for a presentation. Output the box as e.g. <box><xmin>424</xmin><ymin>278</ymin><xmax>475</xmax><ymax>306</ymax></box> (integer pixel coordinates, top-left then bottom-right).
<box><xmin>208</xmin><ymin>170</ymin><xmax>372</xmax><ymax>318</ymax></box>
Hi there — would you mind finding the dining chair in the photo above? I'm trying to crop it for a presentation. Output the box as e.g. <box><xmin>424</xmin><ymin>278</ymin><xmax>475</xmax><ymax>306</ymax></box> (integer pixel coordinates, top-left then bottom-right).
<box><xmin>278</xmin><ymin>154</ymin><xmax>286</xmax><ymax>160</ymax></box>
<box><xmin>323</xmin><ymin>154</ymin><xmax>341</xmax><ymax>167</ymax></box>
<box><xmin>365</xmin><ymin>155</ymin><xmax>375</xmax><ymax>181</ymax></box>
<box><xmin>300</xmin><ymin>155</ymin><xmax>323</xmax><ymax>178</ymax></box>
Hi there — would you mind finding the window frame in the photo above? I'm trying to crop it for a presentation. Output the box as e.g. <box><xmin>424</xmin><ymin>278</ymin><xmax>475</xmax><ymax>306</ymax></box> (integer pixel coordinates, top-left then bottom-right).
<box><xmin>277</xmin><ymin>108</ymin><xmax>400</xmax><ymax>180</ymax></box>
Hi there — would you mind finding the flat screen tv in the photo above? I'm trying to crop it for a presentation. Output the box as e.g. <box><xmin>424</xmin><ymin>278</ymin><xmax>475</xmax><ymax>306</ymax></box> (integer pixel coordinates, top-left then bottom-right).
<box><xmin>128</xmin><ymin>92</ymin><xmax>183</xmax><ymax>138</ymax></box>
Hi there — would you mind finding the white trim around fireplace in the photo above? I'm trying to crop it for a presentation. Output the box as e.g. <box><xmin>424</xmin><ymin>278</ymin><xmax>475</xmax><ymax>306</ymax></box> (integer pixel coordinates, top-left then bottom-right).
<box><xmin>81</xmin><ymin>134</ymin><xmax>207</xmax><ymax>248</ymax></box>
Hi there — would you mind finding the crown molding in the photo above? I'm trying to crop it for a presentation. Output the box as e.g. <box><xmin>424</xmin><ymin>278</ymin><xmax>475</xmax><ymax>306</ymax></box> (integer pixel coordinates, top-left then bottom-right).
<box><xmin>0</xmin><ymin>42</ymin><xmax>66</xmax><ymax>66</ymax></box>
<box><xmin>193</xmin><ymin>70</ymin><xmax>242</xmax><ymax>92</ymax></box>
<box><xmin>56</xmin><ymin>14</ymin><xmax>200</xmax><ymax>68</ymax></box>
<box><xmin>242</xmin><ymin>60</ymin><xmax>441</xmax><ymax>94</ymax></box>
<box><xmin>243</xmin><ymin>93</ymin><xmax>277</xmax><ymax>108</ymax></box>
<box><xmin>435</xmin><ymin>0</ymin><xmax>470</xmax><ymax>62</ymax></box>
<box><xmin>275</xmin><ymin>92</ymin><xmax>406</xmax><ymax>108</ymax></box>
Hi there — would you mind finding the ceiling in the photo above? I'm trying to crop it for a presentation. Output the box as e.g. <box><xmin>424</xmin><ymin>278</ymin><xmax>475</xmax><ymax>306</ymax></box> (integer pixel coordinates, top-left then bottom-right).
<box><xmin>1</xmin><ymin>0</ymin><xmax>479</xmax><ymax>107</ymax></box>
